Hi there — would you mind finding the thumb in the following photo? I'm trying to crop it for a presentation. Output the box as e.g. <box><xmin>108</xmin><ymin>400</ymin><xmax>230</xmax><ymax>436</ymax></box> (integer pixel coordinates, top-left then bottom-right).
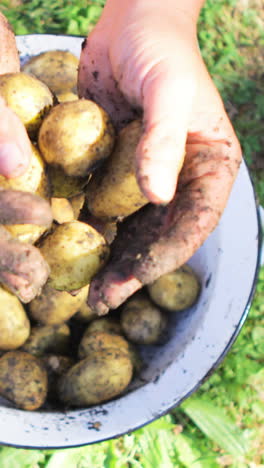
<box><xmin>136</xmin><ymin>69</ymin><xmax>196</xmax><ymax>204</ymax></box>
<box><xmin>0</xmin><ymin>98</ymin><xmax>32</xmax><ymax>178</ymax></box>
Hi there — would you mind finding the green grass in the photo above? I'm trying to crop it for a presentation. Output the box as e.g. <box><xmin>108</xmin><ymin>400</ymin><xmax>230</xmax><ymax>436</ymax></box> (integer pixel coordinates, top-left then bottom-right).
<box><xmin>0</xmin><ymin>0</ymin><xmax>263</xmax><ymax>466</ymax></box>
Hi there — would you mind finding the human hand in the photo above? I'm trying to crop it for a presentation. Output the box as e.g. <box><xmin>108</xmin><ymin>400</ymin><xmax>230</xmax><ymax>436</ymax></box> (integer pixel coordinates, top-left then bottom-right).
<box><xmin>78</xmin><ymin>0</ymin><xmax>242</xmax><ymax>314</ymax></box>
<box><xmin>0</xmin><ymin>13</ymin><xmax>51</xmax><ymax>302</ymax></box>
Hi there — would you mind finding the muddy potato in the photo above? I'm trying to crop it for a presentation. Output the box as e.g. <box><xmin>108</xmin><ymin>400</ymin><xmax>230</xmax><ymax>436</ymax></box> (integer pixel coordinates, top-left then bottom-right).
<box><xmin>39</xmin><ymin>221</ymin><xmax>109</xmax><ymax>291</ymax></box>
<box><xmin>0</xmin><ymin>286</ymin><xmax>30</xmax><ymax>350</ymax></box>
<box><xmin>21</xmin><ymin>323</ymin><xmax>70</xmax><ymax>357</ymax></box>
<box><xmin>38</xmin><ymin>99</ymin><xmax>115</xmax><ymax>177</ymax></box>
<box><xmin>73</xmin><ymin>285</ymin><xmax>97</xmax><ymax>323</ymax></box>
<box><xmin>0</xmin><ymin>351</ymin><xmax>48</xmax><ymax>410</ymax></box>
<box><xmin>147</xmin><ymin>264</ymin><xmax>200</xmax><ymax>311</ymax></box>
<box><xmin>48</xmin><ymin>165</ymin><xmax>88</xmax><ymax>199</ymax></box>
<box><xmin>29</xmin><ymin>284</ymin><xmax>89</xmax><ymax>325</ymax></box>
<box><xmin>58</xmin><ymin>349</ymin><xmax>133</xmax><ymax>407</ymax></box>
<box><xmin>41</xmin><ymin>354</ymin><xmax>75</xmax><ymax>400</ymax></box>
<box><xmin>85</xmin><ymin>317</ymin><xmax>122</xmax><ymax>336</ymax></box>
<box><xmin>22</xmin><ymin>50</ymin><xmax>79</xmax><ymax>95</ymax></box>
<box><xmin>0</xmin><ymin>72</ymin><xmax>54</xmax><ymax>139</ymax></box>
<box><xmin>51</xmin><ymin>197</ymin><xmax>74</xmax><ymax>224</ymax></box>
<box><xmin>78</xmin><ymin>331</ymin><xmax>130</xmax><ymax>360</ymax></box>
<box><xmin>120</xmin><ymin>292</ymin><xmax>168</xmax><ymax>345</ymax></box>
<box><xmin>86</xmin><ymin>120</ymin><xmax>149</xmax><ymax>221</ymax></box>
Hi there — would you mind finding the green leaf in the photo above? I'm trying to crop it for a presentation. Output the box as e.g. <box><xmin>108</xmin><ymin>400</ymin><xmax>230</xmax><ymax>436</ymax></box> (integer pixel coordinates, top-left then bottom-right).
<box><xmin>173</xmin><ymin>433</ymin><xmax>219</xmax><ymax>468</ymax></box>
<box><xmin>181</xmin><ymin>399</ymin><xmax>247</xmax><ymax>457</ymax></box>
<box><xmin>0</xmin><ymin>447</ymin><xmax>45</xmax><ymax>468</ymax></box>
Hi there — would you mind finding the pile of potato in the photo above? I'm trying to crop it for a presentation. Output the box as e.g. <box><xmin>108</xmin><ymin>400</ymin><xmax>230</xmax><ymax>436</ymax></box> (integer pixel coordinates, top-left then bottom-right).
<box><xmin>0</xmin><ymin>50</ymin><xmax>201</xmax><ymax>411</ymax></box>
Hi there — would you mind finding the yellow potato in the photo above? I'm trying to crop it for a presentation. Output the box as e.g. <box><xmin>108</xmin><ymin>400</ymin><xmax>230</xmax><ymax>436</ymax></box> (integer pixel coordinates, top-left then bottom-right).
<box><xmin>73</xmin><ymin>285</ymin><xmax>97</xmax><ymax>323</ymax></box>
<box><xmin>41</xmin><ymin>354</ymin><xmax>75</xmax><ymax>400</ymax></box>
<box><xmin>58</xmin><ymin>349</ymin><xmax>133</xmax><ymax>407</ymax></box>
<box><xmin>39</xmin><ymin>221</ymin><xmax>109</xmax><ymax>291</ymax></box>
<box><xmin>22</xmin><ymin>50</ymin><xmax>79</xmax><ymax>95</ymax></box>
<box><xmin>57</xmin><ymin>91</ymin><xmax>78</xmax><ymax>103</ymax></box>
<box><xmin>51</xmin><ymin>197</ymin><xmax>74</xmax><ymax>224</ymax></box>
<box><xmin>0</xmin><ymin>286</ymin><xmax>30</xmax><ymax>350</ymax></box>
<box><xmin>0</xmin><ymin>72</ymin><xmax>54</xmax><ymax>139</ymax></box>
<box><xmin>86</xmin><ymin>120</ymin><xmax>148</xmax><ymax>220</ymax></box>
<box><xmin>29</xmin><ymin>284</ymin><xmax>89</xmax><ymax>325</ymax></box>
<box><xmin>69</xmin><ymin>193</ymin><xmax>85</xmax><ymax>220</ymax></box>
<box><xmin>78</xmin><ymin>331</ymin><xmax>130</xmax><ymax>360</ymax></box>
<box><xmin>120</xmin><ymin>292</ymin><xmax>168</xmax><ymax>345</ymax></box>
<box><xmin>85</xmin><ymin>317</ymin><xmax>122</xmax><ymax>336</ymax></box>
<box><xmin>5</xmin><ymin>224</ymin><xmax>47</xmax><ymax>245</ymax></box>
<box><xmin>147</xmin><ymin>265</ymin><xmax>200</xmax><ymax>311</ymax></box>
<box><xmin>21</xmin><ymin>323</ymin><xmax>71</xmax><ymax>357</ymax></box>
<box><xmin>38</xmin><ymin>99</ymin><xmax>115</xmax><ymax>177</ymax></box>
<box><xmin>48</xmin><ymin>165</ymin><xmax>89</xmax><ymax>199</ymax></box>
<box><xmin>0</xmin><ymin>351</ymin><xmax>48</xmax><ymax>410</ymax></box>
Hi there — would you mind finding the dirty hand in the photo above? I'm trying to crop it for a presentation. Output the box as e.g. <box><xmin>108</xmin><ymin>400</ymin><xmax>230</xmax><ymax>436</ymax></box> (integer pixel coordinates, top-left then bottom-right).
<box><xmin>0</xmin><ymin>13</ymin><xmax>51</xmax><ymax>302</ymax></box>
<box><xmin>78</xmin><ymin>0</ymin><xmax>242</xmax><ymax>314</ymax></box>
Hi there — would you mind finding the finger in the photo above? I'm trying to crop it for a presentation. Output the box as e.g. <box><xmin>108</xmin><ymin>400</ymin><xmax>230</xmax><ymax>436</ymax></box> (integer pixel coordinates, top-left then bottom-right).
<box><xmin>0</xmin><ymin>238</ymin><xmax>50</xmax><ymax>303</ymax></box>
<box><xmin>0</xmin><ymin>13</ymin><xmax>20</xmax><ymax>74</ymax></box>
<box><xmin>0</xmin><ymin>99</ymin><xmax>32</xmax><ymax>177</ymax></box>
<box><xmin>78</xmin><ymin>33</ymin><xmax>138</xmax><ymax>129</ymax></box>
<box><xmin>88</xmin><ymin>136</ymin><xmax>242</xmax><ymax>314</ymax></box>
<box><xmin>135</xmin><ymin>67</ymin><xmax>196</xmax><ymax>204</ymax></box>
<box><xmin>0</xmin><ymin>190</ymin><xmax>52</xmax><ymax>227</ymax></box>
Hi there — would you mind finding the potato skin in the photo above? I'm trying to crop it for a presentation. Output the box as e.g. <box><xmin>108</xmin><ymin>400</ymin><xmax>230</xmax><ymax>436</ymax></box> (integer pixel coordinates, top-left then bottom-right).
<box><xmin>85</xmin><ymin>317</ymin><xmax>122</xmax><ymax>336</ymax></box>
<box><xmin>78</xmin><ymin>331</ymin><xmax>129</xmax><ymax>360</ymax></box>
<box><xmin>48</xmin><ymin>165</ymin><xmax>88</xmax><ymax>199</ymax></box>
<box><xmin>120</xmin><ymin>292</ymin><xmax>168</xmax><ymax>345</ymax></box>
<box><xmin>21</xmin><ymin>323</ymin><xmax>71</xmax><ymax>357</ymax></box>
<box><xmin>51</xmin><ymin>198</ymin><xmax>74</xmax><ymax>224</ymax></box>
<box><xmin>58</xmin><ymin>349</ymin><xmax>133</xmax><ymax>407</ymax></box>
<box><xmin>0</xmin><ymin>351</ymin><xmax>48</xmax><ymax>410</ymax></box>
<box><xmin>38</xmin><ymin>99</ymin><xmax>115</xmax><ymax>177</ymax></box>
<box><xmin>0</xmin><ymin>72</ymin><xmax>54</xmax><ymax>138</ymax></box>
<box><xmin>22</xmin><ymin>50</ymin><xmax>79</xmax><ymax>95</ymax></box>
<box><xmin>39</xmin><ymin>221</ymin><xmax>109</xmax><ymax>291</ymax></box>
<box><xmin>29</xmin><ymin>284</ymin><xmax>89</xmax><ymax>325</ymax></box>
<box><xmin>147</xmin><ymin>265</ymin><xmax>200</xmax><ymax>311</ymax></box>
<box><xmin>0</xmin><ymin>286</ymin><xmax>30</xmax><ymax>350</ymax></box>
<box><xmin>86</xmin><ymin>120</ymin><xmax>148</xmax><ymax>221</ymax></box>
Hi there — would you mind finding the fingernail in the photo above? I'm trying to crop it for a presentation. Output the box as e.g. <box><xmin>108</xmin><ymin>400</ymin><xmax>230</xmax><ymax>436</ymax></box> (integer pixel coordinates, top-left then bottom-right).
<box><xmin>0</xmin><ymin>142</ymin><xmax>27</xmax><ymax>178</ymax></box>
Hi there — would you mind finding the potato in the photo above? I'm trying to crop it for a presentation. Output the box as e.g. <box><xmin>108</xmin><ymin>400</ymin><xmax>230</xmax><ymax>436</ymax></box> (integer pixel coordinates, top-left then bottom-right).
<box><xmin>0</xmin><ymin>72</ymin><xmax>54</xmax><ymax>138</ymax></box>
<box><xmin>73</xmin><ymin>285</ymin><xmax>97</xmax><ymax>323</ymax></box>
<box><xmin>22</xmin><ymin>50</ymin><xmax>79</xmax><ymax>95</ymax></box>
<box><xmin>48</xmin><ymin>165</ymin><xmax>89</xmax><ymax>199</ymax></box>
<box><xmin>51</xmin><ymin>198</ymin><xmax>74</xmax><ymax>224</ymax></box>
<box><xmin>41</xmin><ymin>354</ymin><xmax>75</xmax><ymax>400</ymax></box>
<box><xmin>86</xmin><ymin>120</ymin><xmax>148</xmax><ymax>220</ymax></box>
<box><xmin>39</xmin><ymin>221</ymin><xmax>109</xmax><ymax>291</ymax></box>
<box><xmin>57</xmin><ymin>91</ymin><xmax>78</xmax><ymax>103</ymax></box>
<box><xmin>120</xmin><ymin>292</ymin><xmax>168</xmax><ymax>345</ymax></box>
<box><xmin>78</xmin><ymin>331</ymin><xmax>130</xmax><ymax>360</ymax></box>
<box><xmin>0</xmin><ymin>286</ymin><xmax>30</xmax><ymax>350</ymax></box>
<box><xmin>0</xmin><ymin>351</ymin><xmax>48</xmax><ymax>410</ymax></box>
<box><xmin>21</xmin><ymin>323</ymin><xmax>71</xmax><ymax>357</ymax></box>
<box><xmin>38</xmin><ymin>99</ymin><xmax>115</xmax><ymax>177</ymax></box>
<box><xmin>29</xmin><ymin>284</ymin><xmax>89</xmax><ymax>325</ymax></box>
<box><xmin>5</xmin><ymin>224</ymin><xmax>47</xmax><ymax>245</ymax></box>
<box><xmin>69</xmin><ymin>193</ymin><xmax>85</xmax><ymax>220</ymax></box>
<box><xmin>0</xmin><ymin>144</ymin><xmax>50</xmax><ymax>198</ymax></box>
<box><xmin>85</xmin><ymin>317</ymin><xmax>122</xmax><ymax>336</ymax></box>
<box><xmin>58</xmin><ymin>349</ymin><xmax>133</xmax><ymax>407</ymax></box>
<box><xmin>147</xmin><ymin>264</ymin><xmax>200</xmax><ymax>311</ymax></box>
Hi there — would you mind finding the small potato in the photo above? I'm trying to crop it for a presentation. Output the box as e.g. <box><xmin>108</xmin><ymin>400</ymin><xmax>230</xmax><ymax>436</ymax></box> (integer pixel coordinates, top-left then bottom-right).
<box><xmin>0</xmin><ymin>72</ymin><xmax>54</xmax><ymax>139</ymax></box>
<box><xmin>38</xmin><ymin>99</ymin><xmax>115</xmax><ymax>177</ymax></box>
<box><xmin>39</xmin><ymin>221</ymin><xmax>109</xmax><ymax>291</ymax></box>
<box><xmin>48</xmin><ymin>165</ymin><xmax>89</xmax><ymax>199</ymax></box>
<box><xmin>51</xmin><ymin>198</ymin><xmax>74</xmax><ymax>224</ymax></box>
<box><xmin>86</xmin><ymin>120</ymin><xmax>148</xmax><ymax>221</ymax></box>
<box><xmin>29</xmin><ymin>284</ymin><xmax>89</xmax><ymax>325</ymax></box>
<box><xmin>22</xmin><ymin>50</ymin><xmax>79</xmax><ymax>95</ymax></box>
<box><xmin>0</xmin><ymin>286</ymin><xmax>30</xmax><ymax>350</ymax></box>
<box><xmin>147</xmin><ymin>265</ymin><xmax>200</xmax><ymax>311</ymax></box>
<box><xmin>5</xmin><ymin>224</ymin><xmax>47</xmax><ymax>245</ymax></box>
<box><xmin>78</xmin><ymin>331</ymin><xmax>130</xmax><ymax>360</ymax></box>
<box><xmin>73</xmin><ymin>285</ymin><xmax>97</xmax><ymax>323</ymax></box>
<box><xmin>0</xmin><ymin>144</ymin><xmax>50</xmax><ymax>198</ymax></box>
<box><xmin>57</xmin><ymin>91</ymin><xmax>78</xmax><ymax>103</ymax></box>
<box><xmin>41</xmin><ymin>354</ymin><xmax>75</xmax><ymax>400</ymax></box>
<box><xmin>69</xmin><ymin>193</ymin><xmax>85</xmax><ymax>220</ymax></box>
<box><xmin>0</xmin><ymin>351</ymin><xmax>48</xmax><ymax>410</ymax></box>
<box><xmin>21</xmin><ymin>323</ymin><xmax>70</xmax><ymax>357</ymax></box>
<box><xmin>85</xmin><ymin>317</ymin><xmax>122</xmax><ymax>336</ymax></box>
<box><xmin>121</xmin><ymin>292</ymin><xmax>168</xmax><ymax>345</ymax></box>
<box><xmin>58</xmin><ymin>349</ymin><xmax>133</xmax><ymax>407</ymax></box>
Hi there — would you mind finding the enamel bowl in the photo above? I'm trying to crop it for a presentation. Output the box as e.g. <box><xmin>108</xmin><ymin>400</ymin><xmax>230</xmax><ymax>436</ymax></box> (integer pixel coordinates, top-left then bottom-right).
<box><xmin>0</xmin><ymin>34</ymin><xmax>261</xmax><ymax>449</ymax></box>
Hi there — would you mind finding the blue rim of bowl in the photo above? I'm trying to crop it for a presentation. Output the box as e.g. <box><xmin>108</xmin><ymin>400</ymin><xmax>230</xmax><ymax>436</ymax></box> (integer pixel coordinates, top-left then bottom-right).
<box><xmin>5</xmin><ymin>34</ymin><xmax>264</xmax><ymax>447</ymax></box>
